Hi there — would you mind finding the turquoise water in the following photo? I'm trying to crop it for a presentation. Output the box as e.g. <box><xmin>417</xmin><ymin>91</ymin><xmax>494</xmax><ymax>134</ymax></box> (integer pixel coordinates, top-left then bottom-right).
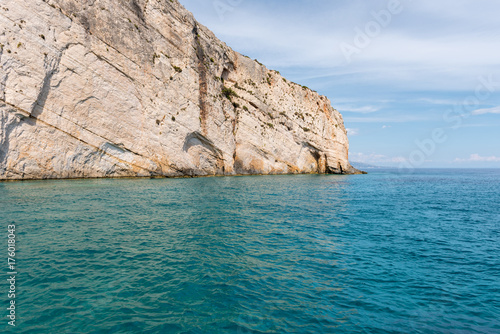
<box><xmin>1</xmin><ymin>169</ymin><xmax>499</xmax><ymax>333</ymax></box>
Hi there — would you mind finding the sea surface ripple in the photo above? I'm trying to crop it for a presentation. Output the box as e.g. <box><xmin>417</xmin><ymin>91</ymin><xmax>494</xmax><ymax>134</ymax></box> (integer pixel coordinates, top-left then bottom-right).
<box><xmin>1</xmin><ymin>169</ymin><xmax>499</xmax><ymax>333</ymax></box>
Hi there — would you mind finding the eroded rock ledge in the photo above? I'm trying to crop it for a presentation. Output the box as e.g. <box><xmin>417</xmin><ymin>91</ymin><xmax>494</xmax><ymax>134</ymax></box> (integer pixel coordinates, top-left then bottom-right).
<box><xmin>0</xmin><ymin>0</ymin><xmax>363</xmax><ymax>180</ymax></box>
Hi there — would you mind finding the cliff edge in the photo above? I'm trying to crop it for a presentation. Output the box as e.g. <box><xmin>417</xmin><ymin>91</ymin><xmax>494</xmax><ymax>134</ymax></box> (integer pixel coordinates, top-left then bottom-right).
<box><xmin>0</xmin><ymin>0</ymin><xmax>363</xmax><ymax>180</ymax></box>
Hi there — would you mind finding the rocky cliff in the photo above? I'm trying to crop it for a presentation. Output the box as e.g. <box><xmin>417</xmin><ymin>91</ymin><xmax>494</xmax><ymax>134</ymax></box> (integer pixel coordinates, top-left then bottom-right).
<box><xmin>0</xmin><ymin>0</ymin><xmax>361</xmax><ymax>180</ymax></box>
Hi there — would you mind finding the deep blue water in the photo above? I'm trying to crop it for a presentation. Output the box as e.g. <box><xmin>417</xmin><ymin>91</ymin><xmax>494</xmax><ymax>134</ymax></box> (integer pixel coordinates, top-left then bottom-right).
<box><xmin>1</xmin><ymin>169</ymin><xmax>499</xmax><ymax>333</ymax></box>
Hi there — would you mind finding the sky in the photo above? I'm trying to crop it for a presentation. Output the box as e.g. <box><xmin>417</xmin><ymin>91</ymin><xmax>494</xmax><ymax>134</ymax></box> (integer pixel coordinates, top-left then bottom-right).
<box><xmin>179</xmin><ymin>0</ymin><xmax>500</xmax><ymax>168</ymax></box>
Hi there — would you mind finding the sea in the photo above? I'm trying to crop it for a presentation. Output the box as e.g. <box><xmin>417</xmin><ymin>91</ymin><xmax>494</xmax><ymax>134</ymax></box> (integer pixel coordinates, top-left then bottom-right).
<box><xmin>1</xmin><ymin>169</ymin><xmax>499</xmax><ymax>333</ymax></box>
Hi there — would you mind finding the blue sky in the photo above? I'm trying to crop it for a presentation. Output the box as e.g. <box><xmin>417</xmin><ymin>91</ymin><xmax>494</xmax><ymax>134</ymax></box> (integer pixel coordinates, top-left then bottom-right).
<box><xmin>179</xmin><ymin>0</ymin><xmax>500</xmax><ymax>168</ymax></box>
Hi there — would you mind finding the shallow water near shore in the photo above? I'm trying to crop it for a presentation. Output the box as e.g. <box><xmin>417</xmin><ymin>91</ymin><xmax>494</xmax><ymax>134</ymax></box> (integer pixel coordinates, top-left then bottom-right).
<box><xmin>1</xmin><ymin>169</ymin><xmax>499</xmax><ymax>333</ymax></box>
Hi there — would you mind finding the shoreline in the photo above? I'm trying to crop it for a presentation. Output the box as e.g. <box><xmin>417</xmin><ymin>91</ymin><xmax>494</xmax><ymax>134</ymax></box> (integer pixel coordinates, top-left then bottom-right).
<box><xmin>0</xmin><ymin>169</ymin><xmax>367</xmax><ymax>183</ymax></box>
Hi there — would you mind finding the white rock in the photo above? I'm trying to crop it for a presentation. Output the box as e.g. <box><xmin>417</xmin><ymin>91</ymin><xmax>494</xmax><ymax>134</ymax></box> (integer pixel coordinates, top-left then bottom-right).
<box><xmin>0</xmin><ymin>0</ymin><xmax>362</xmax><ymax>180</ymax></box>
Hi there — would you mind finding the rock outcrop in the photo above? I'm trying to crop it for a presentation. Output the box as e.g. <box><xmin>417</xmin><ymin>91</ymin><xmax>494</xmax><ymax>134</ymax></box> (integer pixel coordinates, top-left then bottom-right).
<box><xmin>0</xmin><ymin>0</ymin><xmax>362</xmax><ymax>180</ymax></box>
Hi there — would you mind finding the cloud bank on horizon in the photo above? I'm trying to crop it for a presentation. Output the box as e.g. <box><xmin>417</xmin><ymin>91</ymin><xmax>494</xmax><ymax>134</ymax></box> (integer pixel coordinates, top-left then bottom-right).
<box><xmin>179</xmin><ymin>0</ymin><xmax>500</xmax><ymax>168</ymax></box>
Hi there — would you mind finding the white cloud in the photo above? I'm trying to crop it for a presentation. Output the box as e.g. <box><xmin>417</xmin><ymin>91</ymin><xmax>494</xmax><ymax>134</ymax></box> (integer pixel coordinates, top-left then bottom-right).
<box><xmin>346</xmin><ymin>128</ymin><xmax>359</xmax><ymax>136</ymax></box>
<box><xmin>336</xmin><ymin>105</ymin><xmax>380</xmax><ymax>113</ymax></box>
<box><xmin>350</xmin><ymin>152</ymin><xmax>406</xmax><ymax>164</ymax></box>
<box><xmin>455</xmin><ymin>154</ymin><xmax>500</xmax><ymax>162</ymax></box>
<box><xmin>345</xmin><ymin>115</ymin><xmax>429</xmax><ymax>123</ymax></box>
<box><xmin>181</xmin><ymin>0</ymin><xmax>500</xmax><ymax>92</ymax></box>
<box><xmin>418</xmin><ymin>98</ymin><xmax>458</xmax><ymax>105</ymax></box>
<box><xmin>472</xmin><ymin>106</ymin><xmax>500</xmax><ymax>115</ymax></box>
<box><xmin>382</xmin><ymin>125</ymin><xmax>391</xmax><ymax>129</ymax></box>
<box><xmin>447</xmin><ymin>123</ymin><xmax>496</xmax><ymax>129</ymax></box>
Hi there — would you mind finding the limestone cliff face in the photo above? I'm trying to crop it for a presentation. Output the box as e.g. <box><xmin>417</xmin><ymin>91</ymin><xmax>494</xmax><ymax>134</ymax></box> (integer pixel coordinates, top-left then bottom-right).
<box><xmin>0</xmin><ymin>0</ymin><xmax>361</xmax><ymax>180</ymax></box>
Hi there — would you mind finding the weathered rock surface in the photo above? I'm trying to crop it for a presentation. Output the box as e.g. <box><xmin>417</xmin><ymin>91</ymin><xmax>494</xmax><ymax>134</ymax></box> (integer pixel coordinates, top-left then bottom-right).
<box><xmin>0</xmin><ymin>0</ymin><xmax>362</xmax><ymax>180</ymax></box>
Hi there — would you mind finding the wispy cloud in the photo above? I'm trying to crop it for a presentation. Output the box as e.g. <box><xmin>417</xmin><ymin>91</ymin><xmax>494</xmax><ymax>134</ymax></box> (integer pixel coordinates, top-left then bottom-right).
<box><xmin>418</xmin><ymin>98</ymin><xmax>458</xmax><ymax>105</ymax></box>
<box><xmin>346</xmin><ymin>128</ymin><xmax>359</xmax><ymax>136</ymax></box>
<box><xmin>345</xmin><ymin>115</ymin><xmax>429</xmax><ymax>123</ymax></box>
<box><xmin>455</xmin><ymin>154</ymin><xmax>500</xmax><ymax>162</ymax></box>
<box><xmin>472</xmin><ymin>106</ymin><xmax>500</xmax><ymax>115</ymax></box>
<box><xmin>350</xmin><ymin>152</ymin><xmax>405</xmax><ymax>164</ymax></box>
<box><xmin>446</xmin><ymin>123</ymin><xmax>498</xmax><ymax>129</ymax></box>
<box><xmin>336</xmin><ymin>105</ymin><xmax>380</xmax><ymax>113</ymax></box>
<box><xmin>181</xmin><ymin>0</ymin><xmax>500</xmax><ymax>93</ymax></box>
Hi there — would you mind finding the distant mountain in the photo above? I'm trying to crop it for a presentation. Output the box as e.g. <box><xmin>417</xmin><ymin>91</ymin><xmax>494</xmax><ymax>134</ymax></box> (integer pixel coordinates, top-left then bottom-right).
<box><xmin>350</xmin><ymin>162</ymin><xmax>382</xmax><ymax>169</ymax></box>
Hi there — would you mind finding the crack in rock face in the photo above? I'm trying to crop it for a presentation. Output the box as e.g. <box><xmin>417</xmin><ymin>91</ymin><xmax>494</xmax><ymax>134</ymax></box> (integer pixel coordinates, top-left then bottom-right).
<box><xmin>0</xmin><ymin>0</ymin><xmax>362</xmax><ymax>180</ymax></box>
<box><xmin>30</xmin><ymin>54</ymin><xmax>62</xmax><ymax>117</ymax></box>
